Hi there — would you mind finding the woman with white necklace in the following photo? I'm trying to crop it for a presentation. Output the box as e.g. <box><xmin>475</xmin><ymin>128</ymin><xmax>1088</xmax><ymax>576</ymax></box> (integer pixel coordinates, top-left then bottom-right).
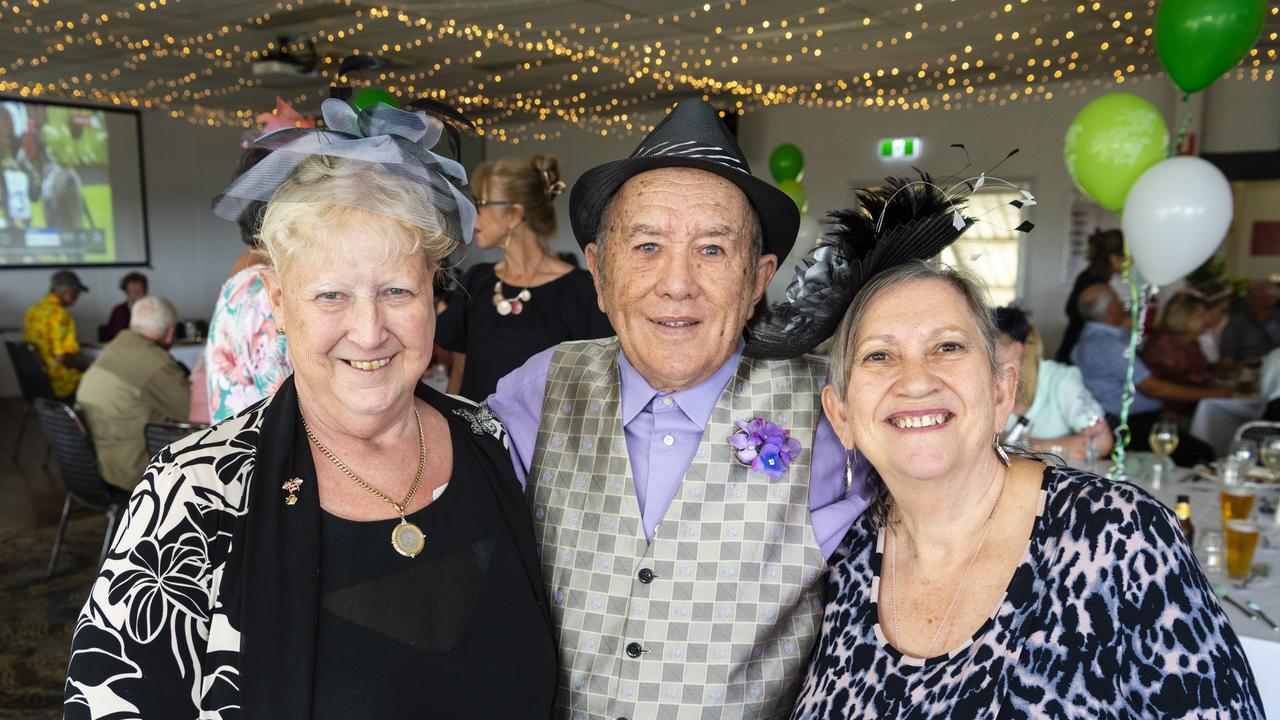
<box><xmin>787</xmin><ymin>261</ymin><xmax>1260</xmax><ymax>718</ymax></box>
<box><xmin>437</xmin><ymin>155</ymin><xmax>612</xmax><ymax>401</ymax></box>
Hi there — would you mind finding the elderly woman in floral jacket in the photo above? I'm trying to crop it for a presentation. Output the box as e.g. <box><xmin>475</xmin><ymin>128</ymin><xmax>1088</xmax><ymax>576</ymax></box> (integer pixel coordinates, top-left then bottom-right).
<box><xmin>63</xmin><ymin>100</ymin><xmax>555</xmax><ymax>719</ymax></box>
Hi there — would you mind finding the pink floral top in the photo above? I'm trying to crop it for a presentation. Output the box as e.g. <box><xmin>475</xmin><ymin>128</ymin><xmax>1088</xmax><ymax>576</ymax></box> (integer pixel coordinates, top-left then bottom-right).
<box><xmin>204</xmin><ymin>264</ymin><xmax>292</xmax><ymax>423</ymax></box>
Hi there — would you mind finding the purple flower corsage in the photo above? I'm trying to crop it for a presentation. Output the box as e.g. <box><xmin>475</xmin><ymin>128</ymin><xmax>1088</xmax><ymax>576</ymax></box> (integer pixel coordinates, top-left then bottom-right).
<box><xmin>729</xmin><ymin>417</ymin><xmax>802</xmax><ymax>479</ymax></box>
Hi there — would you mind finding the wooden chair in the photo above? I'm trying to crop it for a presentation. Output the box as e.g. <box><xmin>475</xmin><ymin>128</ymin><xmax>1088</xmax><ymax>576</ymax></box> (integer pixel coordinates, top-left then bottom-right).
<box><xmin>34</xmin><ymin>398</ymin><xmax>131</xmax><ymax>576</ymax></box>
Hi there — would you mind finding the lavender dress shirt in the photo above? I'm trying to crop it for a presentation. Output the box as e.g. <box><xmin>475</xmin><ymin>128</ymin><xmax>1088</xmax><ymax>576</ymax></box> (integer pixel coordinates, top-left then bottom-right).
<box><xmin>485</xmin><ymin>341</ymin><xmax>873</xmax><ymax>558</ymax></box>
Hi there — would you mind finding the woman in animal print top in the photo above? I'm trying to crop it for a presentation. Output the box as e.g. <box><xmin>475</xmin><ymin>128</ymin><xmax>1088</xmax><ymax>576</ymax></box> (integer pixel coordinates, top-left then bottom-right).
<box><xmin>791</xmin><ymin>262</ymin><xmax>1262</xmax><ymax>719</ymax></box>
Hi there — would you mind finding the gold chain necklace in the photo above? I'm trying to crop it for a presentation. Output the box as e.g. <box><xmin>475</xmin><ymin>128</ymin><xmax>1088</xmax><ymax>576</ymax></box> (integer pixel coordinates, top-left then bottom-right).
<box><xmin>301</xmin><ymin>407</ymin><xmax>428</xmax><ymax>558</ymax></box>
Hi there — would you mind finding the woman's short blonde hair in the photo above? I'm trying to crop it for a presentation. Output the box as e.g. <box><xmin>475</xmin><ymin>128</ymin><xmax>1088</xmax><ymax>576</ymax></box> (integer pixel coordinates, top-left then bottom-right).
<box><xmin>1157</xmin><ymin>292</ymin><xmax>1206</xmax><ymax>337</ymax></box>
<box><xmin>258</xmin><ymin>155</ymin><xmax>460</xmax><ymax>274</ymax></box>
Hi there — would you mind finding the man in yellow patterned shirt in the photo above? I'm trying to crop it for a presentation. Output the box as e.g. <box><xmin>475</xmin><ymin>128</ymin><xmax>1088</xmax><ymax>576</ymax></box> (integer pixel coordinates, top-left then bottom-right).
<box><xmin>24</xmin><ymin>269</ymin><xmax>89</xmax><ymax>398</ymax></box>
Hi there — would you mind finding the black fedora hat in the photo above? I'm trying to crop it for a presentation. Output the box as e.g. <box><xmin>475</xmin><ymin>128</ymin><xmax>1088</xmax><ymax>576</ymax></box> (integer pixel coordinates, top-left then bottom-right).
<box><xmin>569</xmin><ymin>99</ymin><xmax>799</xmax><ymax>259</ymax></box>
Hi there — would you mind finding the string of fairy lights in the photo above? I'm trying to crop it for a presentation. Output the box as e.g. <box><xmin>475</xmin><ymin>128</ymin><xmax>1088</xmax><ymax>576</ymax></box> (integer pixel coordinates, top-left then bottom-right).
<box><xmin>0</xmin><ymin>0</ymin><xmax>1276</xmax><ymax>141</ymax></box>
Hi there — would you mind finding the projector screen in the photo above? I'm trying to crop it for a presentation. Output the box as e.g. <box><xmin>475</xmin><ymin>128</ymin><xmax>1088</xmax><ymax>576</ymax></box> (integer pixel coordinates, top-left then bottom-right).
<box><xmin>0</xmin><ymin>97</ymin><xmax>148</xmax><ymax>267</ymax></box>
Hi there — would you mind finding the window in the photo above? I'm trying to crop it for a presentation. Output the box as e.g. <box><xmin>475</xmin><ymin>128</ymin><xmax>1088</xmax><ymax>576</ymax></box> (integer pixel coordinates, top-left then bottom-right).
<box><xmin>939</xmin><ymin>186</ymin><xmax>1029</xmax><ymax>306</ymax></box>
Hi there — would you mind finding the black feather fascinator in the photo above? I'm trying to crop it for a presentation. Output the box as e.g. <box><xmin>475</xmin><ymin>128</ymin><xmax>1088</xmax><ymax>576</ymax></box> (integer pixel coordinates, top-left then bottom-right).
<box><xmin>745</xmin><ymin>175</ymin><xmax>976</xmax><ymax>360</ymax></box>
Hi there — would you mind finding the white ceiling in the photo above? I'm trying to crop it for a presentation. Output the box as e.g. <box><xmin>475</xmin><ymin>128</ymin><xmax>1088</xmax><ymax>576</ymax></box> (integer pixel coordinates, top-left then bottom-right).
<box><xmin>2</xmin><ymin>0</ymin><xmax>1277</xmax><ymax>140</ymax></box>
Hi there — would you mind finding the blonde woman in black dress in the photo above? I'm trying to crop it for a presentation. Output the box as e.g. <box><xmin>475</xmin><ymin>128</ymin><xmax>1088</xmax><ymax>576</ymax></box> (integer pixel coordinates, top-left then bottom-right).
<box><xmin>437</xmin><ymin>155</ymin><xmax>611</xmax><ymax>401</ymax></box>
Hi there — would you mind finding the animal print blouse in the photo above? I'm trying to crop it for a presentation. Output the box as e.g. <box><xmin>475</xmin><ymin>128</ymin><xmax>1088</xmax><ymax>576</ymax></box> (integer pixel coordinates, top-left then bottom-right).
<box><xmin>790</xmin><ymin>466</ymin><xmax>1263</xmax><ymax>719</ymax></box>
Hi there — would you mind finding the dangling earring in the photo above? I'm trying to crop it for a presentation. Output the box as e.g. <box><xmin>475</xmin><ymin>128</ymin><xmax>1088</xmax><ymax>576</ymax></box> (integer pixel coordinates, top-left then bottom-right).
<box><xmin>844</xmin><ymin>449</ymin><xmax>858</xmax><ymax>493</ymax></box>
<box><xmin>275</xmin><ymin>328</ymin><xmax>286</xmax><ymax>337</ymax></box>
<box><xmin>993</xmin><ymin>434</ymin><xmax>1011</xmax><ymax>467</ymax></box>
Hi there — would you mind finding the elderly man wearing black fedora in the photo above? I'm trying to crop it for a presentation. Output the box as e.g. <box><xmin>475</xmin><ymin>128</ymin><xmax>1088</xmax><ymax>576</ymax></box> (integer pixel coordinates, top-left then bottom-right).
<box><xmin>484</xmin><ymin>99</ymin><xmax>873</xmax><ymax>719</ymax></box>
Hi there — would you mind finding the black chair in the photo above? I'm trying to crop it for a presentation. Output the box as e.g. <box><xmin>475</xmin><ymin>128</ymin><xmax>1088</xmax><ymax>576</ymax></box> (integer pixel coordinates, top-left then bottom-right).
<box><xmin>34</xmin><ymin>398</ymin><xmax>130</xmax><ymax>576</ymax></box>
<box><xmin>5</xmin><ymin>339</ymin><xmax>61</xmax><ymax>464</ymax></box>
<box><xmin>145</xmin><ymin>420</ymin><xmax>209</xmax><ymax>459</ymax></box>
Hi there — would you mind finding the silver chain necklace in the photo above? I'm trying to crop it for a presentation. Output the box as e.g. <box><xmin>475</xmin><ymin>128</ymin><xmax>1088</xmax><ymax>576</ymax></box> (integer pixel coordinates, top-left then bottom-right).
<box><xmin>888</xmin><ymin>475</ymin><xmax>1005</xmax><ymax>658</ymax></box>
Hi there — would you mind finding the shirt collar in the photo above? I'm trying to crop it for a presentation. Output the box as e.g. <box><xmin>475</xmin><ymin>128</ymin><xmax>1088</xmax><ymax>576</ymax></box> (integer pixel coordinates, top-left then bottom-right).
<box><xmin>618</xmin><ymin>339</ymin><xmax>744</xmax><ymax>428</ymax></box>
<box><xmin>1083</xmin><ymin>320</ymin><xmax>1127</xmax><ymax>338</ymax></box>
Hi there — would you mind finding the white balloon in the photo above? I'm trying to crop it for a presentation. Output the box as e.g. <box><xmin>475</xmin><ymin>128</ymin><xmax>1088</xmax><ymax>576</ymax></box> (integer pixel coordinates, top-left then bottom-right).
<box><xmin>1122</xmin><ymin>156</ymin><xmax>1233</xmax><ymax>286</ymax></box>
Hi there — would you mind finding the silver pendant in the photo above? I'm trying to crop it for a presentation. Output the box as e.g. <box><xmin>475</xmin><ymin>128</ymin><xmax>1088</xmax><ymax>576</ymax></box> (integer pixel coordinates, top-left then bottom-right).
<box><xmin>391</xmin><ymin>519</ymin><xmax>425</xmax><ymax>557</ymax></box>
<box><xmin>496</xmin><ymin>299</ymin><xmax>512</xmax><ymax>316</ymax></box>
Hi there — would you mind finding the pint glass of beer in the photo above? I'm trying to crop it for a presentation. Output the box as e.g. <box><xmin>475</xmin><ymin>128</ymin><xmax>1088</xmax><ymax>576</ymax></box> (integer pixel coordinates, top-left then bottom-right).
<box><xmin>1224</xmin><ymin>520</ymin><xmax>1261</xmax><ymax>580</ymax></box>
<box><xmin>1220</xmin><ymin>487</ymin><xmax>1256</xmax><ymax>522</ymax></box>
<box><xmin>1220</xmin><ymin>458</ymin><xmax>1256</xmax><ymax>522</ymax></box>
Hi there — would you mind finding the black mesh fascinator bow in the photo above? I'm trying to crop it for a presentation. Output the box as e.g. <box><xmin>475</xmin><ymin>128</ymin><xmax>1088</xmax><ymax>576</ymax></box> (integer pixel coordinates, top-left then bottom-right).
<box><xmin>745</xmin><ymin>176</ymin><xmax>977</xmax><ymax>359</ymax></box>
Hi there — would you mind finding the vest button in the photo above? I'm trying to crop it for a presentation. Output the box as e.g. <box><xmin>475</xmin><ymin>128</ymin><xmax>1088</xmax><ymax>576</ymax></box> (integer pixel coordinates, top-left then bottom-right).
<box><xmin>625</xmin><ymin>642</ymin><xmax>643</xmax><ymax>658</ymax></box>
<box><xmin>638</xmin><ymin>567</ymin><xmax>654</xmax><ymax>584</ymax></box>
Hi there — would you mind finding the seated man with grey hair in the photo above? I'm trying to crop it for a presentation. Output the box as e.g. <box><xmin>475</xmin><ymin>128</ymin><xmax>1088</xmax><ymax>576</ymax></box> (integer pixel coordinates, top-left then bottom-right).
<box><xmin>1072</xmin><ymin>283</ymin><xmax>1224</xmax><ymax>466</ymax></box>
<box><xmin>77</xmin><ymin>295</ymin><xmax>191</xmax><ymax>491</ymax></box>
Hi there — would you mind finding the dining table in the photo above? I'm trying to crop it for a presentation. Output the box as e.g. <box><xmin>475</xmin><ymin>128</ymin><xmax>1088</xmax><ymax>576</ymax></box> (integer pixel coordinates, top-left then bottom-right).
<box><xmin>82</xmin><ymin>339</ymin><xmax>204</xmax><ymax>371</ymax></box>
<box><xmin>1101</xmin><ymin>453</ymin><xmax>1280</xmax><ymax>713</ymax></box>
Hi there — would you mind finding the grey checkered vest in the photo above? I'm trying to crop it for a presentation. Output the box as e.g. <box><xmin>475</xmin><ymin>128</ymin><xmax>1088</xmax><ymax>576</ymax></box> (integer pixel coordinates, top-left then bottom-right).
<box><xmin>528</xmin><ymin>338</ymin><xmax>828</xmax><ymax>720</ymax></box>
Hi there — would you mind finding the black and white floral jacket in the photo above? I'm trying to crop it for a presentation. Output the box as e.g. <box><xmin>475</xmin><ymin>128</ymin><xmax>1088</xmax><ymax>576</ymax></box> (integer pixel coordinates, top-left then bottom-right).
<box><xmin>63</xmin><ymin>377</ymin><xmax>548</xmax><ymax>719</ymax></box>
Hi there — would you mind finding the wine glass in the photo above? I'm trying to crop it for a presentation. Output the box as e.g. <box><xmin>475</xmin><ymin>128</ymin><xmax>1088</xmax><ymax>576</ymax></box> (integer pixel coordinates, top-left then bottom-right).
<box><xmin>1149</xmin><ymin>421</ymin><xmax>1179</xmax><ymax>479</ymax></box>
<box><xmin>1261</xmin><ymin>436</ymin><xmax>1280</xmax><ymax>482</ymax></box>
<box><xmin>1228</xmin><ymin>438</ymin><xmax>1258</xmax><ymax>475</ymax></box>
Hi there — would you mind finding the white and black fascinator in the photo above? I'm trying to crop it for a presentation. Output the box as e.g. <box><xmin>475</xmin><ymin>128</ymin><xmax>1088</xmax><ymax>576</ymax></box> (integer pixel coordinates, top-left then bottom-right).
<box><xmin>212</xmin><ymin>97</ymin><xmax>477</xmax><ymax>244</ymax></box>
<box><xmin>746</xmin><ymin>157</ymin><xmax>1035</xmax><ymax>360</ymax></box>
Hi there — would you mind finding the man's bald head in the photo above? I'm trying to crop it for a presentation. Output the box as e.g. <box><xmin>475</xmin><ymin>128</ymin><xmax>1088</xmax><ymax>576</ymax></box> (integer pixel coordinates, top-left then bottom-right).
<box><xmin>1079</xmin><ymin>283</ymin><xmax>1124</xmax><ymax>327</ymax></box>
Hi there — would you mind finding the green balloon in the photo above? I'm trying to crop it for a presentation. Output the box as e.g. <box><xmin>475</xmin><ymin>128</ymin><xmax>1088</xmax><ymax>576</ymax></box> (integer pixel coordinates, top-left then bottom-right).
<box><xmin>1063</xmin><ymin>93</ymin><xmax>1168</xmax><ymax>212</ymax></box>
<box><xmin>769</xmin><ymin>143</ymin><xmax>804</xmax><ymax>183</ymax></box>
<box><xmin>351</xmin><ymin>87</ymin><xmax>400</xmax><ymax>111</ymax></box>
<box><xmin>1157</xmin><ymin>0</ymin><xmax>1266</xmax><ymax>94</ymax></box>
<box><xmin>777</xmin><ymin>179</ymin><xmax>807</xmax><ymax>214</ymax></box>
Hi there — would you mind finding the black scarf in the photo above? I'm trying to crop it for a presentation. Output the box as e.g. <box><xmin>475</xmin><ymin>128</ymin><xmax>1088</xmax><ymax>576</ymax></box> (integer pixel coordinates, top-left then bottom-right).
<box><xmin>228</xmin><ymin>376</ymin><xmax>551</xmax><ymax>717</ymax></box>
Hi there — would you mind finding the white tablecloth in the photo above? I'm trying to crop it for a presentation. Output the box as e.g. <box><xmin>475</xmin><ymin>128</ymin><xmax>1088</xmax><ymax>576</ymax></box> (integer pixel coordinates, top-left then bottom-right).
<box><xmin>1190</xmin><ymin>397</ymin><xmax>1264</xmax><ymax>456</ymax></box>
<box><xmin>83</xmin><ymin>340</ymin><xmax>203</xmax><ymax>370</ymax></box>
<box><xmin>1110</xmin><ymin>457</ymin><xmax>1280</xmax><ymax>711</ymax></box>
<box><xmin>167</xmin><ymin>342</ymin><xmax>203</xmax><ymax>370</ymax></box>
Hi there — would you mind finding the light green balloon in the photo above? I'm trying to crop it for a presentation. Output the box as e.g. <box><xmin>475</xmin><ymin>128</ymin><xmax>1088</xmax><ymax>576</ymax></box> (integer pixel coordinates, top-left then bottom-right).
<box><xmin>777</xmin><ymin>179</ymin><xmax>807</xmax><ymax>214</ymax></box>
<box><xmin>1063</xmin><ymin>93</ymin><xmax>1169</xmax><ymax>212</ymax></box>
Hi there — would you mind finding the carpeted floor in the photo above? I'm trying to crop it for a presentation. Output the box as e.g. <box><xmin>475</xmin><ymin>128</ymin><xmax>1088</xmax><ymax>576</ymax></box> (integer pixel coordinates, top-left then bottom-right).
<box><xmin>0</xmin><ymin>507</ymin><xmax>106</xmax><ymax>719</ymax></box>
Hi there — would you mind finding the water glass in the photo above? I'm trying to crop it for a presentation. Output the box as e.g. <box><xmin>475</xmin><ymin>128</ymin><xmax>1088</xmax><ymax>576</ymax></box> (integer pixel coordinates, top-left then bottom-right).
<box><xmin>1198</xmin><ymin>529</ymin><xmax>1225</xmax><ymax>573</ymax></box>
<box><xmin>1228</xmin><ymin>438</ymin><xmax>1258</xmax><ymax>471</ymax></box>
<box><xmin>1084</xmin><ymin>435</ymin><xmax>1101</xmax><ymax>468</ymax></box>
<box><xmin>1261</xmin><ymin>436</ymin><xmax>1280</xmax><ymax>480</ymax></box>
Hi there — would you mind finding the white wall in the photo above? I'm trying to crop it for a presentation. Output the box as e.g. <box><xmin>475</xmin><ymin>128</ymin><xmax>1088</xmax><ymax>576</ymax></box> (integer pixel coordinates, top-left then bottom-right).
<box><xmin>490</xmin><ymin>75</ymin><xmax>1280</xmax><ymax>356</ymax></box>
<box><xmin>4</xmin><ymin>76</ymin><xmax>1273</xmax><ymax>397</ymax></box>
<box><xmin>1</xmin><ymin>114</ymin><xmax>246</xmax><ymax>396</ymax></box>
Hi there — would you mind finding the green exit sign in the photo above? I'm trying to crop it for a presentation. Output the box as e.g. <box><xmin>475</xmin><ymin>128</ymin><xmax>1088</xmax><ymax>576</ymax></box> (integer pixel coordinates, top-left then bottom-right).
<box><xmin>879</xmin><ymin>137</ymin><xmax>921</xmax><ymax>160</ymax></box>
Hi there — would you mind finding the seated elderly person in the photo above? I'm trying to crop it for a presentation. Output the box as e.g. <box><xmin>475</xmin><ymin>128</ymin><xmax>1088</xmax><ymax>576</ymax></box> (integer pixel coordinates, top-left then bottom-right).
<box><xmin>790</xmin><ymin>261</ymin><xmax>1260</xmax><ymax>718</ymax></box>
<box><xmin>24</xmin><ymin>268</ymin><xmax>90</xmax><ymax>398</ymax></box>
<box><xmin>992</xmin><ymin>306</ymin><xmax>1112</xmax><ymax>460</ymax></box>
<box><xmin>1141</xmin><ymin>291</ymin><xmax>1221</xmax><ymax>416</ymax></box>
<box><xmin>1194</xmin><ymin>279</ymin><xmax>1233</xmax><ymax>364</ymax></box>
<box><xmin>1220</xmin><ymin>279</ymin><xmax>1280</xmax><ymax>372</ymax></box>
<box><xmin>1072</xmin><ymin>283</ymin><xmax>1227</xmax><ymax>466</ymax></box>
<box><xmin>65</xmin><ymin>100</ymin><xmax>554</xmax><ymax>718</ymax></box>
<box><xmin>102</xmin><ymin>271</ymin><xmax>148</xmax><ymax>342</ymax></box>
<box><xmin>76</xmin><ymin>296</ymin><xmax>189</xmax><ymax>491</ymax></box>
